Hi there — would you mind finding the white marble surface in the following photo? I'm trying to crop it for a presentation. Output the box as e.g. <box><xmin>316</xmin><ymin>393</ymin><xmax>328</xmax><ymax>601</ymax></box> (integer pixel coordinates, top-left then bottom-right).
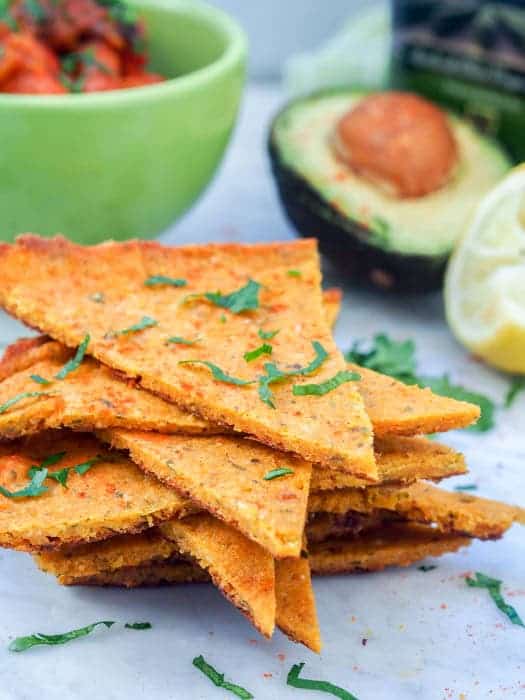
<box><xmin>0</xmin><ymin>85</ymin><xmax>524</xmax><ymax>700</ymax></box>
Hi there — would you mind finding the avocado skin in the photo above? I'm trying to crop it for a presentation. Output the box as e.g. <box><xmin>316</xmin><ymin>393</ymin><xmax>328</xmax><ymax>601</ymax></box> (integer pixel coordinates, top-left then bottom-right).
<box><xmin>268</xmin><ymin>133</ymin><xmax>448</xmax><ymax>293</ymax></box>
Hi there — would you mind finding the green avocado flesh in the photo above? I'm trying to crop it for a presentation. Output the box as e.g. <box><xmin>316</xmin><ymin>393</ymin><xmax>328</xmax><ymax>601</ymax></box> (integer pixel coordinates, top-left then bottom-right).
<box><xmin>269</xmin><ymin>91</ymin><xmax>511</xmax><ymax>289</ymax></box>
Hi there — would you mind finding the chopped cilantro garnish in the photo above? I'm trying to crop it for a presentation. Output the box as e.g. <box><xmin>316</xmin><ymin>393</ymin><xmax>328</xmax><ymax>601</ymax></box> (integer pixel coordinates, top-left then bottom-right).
<box><xmin>30</xmin><ymin>374</ymin><xmax>51</xmax><ymax>385</ymax></box>
<box><xmin>418</xmin><ymin>565</ymin><xmax>437</xmax><ymax>572</ymax></box>
<box><xmin>9</xmin><ymin>621</ymin><xmax>115</xmax><ymax>652</ymax></box>
<box><xmin>258</xmin><ymin>328</ymin><xmax>279</xmax><ymax>340</ymax></box>
<box><xmin>0</xmin><ymin>391</ymin><xmax>51</xmax><ymax>415</ymax></box>
<box><xmin>345</xmin><ymin>334</ymin><xmax>416</xmax><ymax>382</ymax></box>
<box><xmin>192</xmin><ymin>655</ymin><xmax>253</xmax><ymax>699</ymax></box>
<box><xmin>40</xmin><ymin>452</ymin><xmax>67</xmax><ymax>469</ymax></box>
<box><xmin>220</xmin><ymin>314</ymin><xmax>227</xmax><ymax>323</ymax></box>
<box><xmin>145</xmin><ymin>275</ymin><xmax>187</xmax><ymax>288</ymax></box>
<box><xmin>204</xmin><ymin>279</ymin><xmax>261</xmax><ymax>314</ymax></box>
<box><xmin>293</xmin><ymin>369</ymin><xmax>360</xmax><ymax>397</ymax></box>
<box><xmin>258</xmin><ymin>341</ymin><xmax>329</xmax><ymax>408</ymax></box>
<box><xmin>287</xmin><ymin>269</ymin><xmax>302</xmax><ymax>277</ymax></box>
<box><xmin>263</xmin><ymin>467</ymin><xmax>294</xmax><ymax>480</ymax></box>
<box><xmin>28</xmin><ymin>455</ymin><xmax>100</xmax><ymax>489</ymax></box>
<box><xmin>0</xmin><ymin>468</ymin><xmax>48</xmax><ymax>500</ymax></box>
<box><xmin>125</xmin><ymin>622</ymin><xmax>152</xmax><ymax>630</ymax></box>
<box><xmin>287</xmin><ymin>663</ymin><xmax>359</xmax><ymax>699</ymax></box>
<box><xmin>505</xmin><ymin>377</ymin><xmax>525</xmax><ymax>408</ymax></box>
<box><xmin>179</xmin><ymin>361</ymin><xmax>254</xmax><ymax>386</ymax></box>
<box><xmin>167</xmin><ymin>336</ymin><xmax>200</xmax><ymax>346</ymax></box>
<box><xmin>111</xmin><ymin>317</ymin><xmax>158</xmax><ymax>336</ymax></box>
<box><xmin>466</xmin><ymin>572</ymin><xmax>524</xmax><ymax>627</ymax></box>
<box><xmin>345</xmin><ymin>334</ymin><xmax>495</xmax><ymax>432</ymax></box>
<box><xmin>244</xmin><ymin>344</ymin><xmax>272</xmax><ymax>363</ymax></box>
<box><xmin>454</xmin><ymin>484</ymin><xmax>478</xmax><ymax>492</ymax></box>
<box><xmin>55</xmin><ymin>334</ymin><xmax>90</xmax><ymax>380</ymax></box>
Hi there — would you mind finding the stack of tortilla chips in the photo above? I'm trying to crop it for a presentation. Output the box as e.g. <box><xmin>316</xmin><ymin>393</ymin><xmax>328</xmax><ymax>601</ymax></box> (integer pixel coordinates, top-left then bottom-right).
<box><xmin>0</xmin><ymin>235</ymin><xmax>522</xmax><ymax>652</ymax></box>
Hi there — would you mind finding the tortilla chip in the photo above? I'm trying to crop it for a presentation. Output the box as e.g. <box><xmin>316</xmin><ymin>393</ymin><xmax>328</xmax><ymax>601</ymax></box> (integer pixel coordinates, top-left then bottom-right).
<box><xmin>0</xmin><ymin>335</ymin><xmax>57</xmax><ymax>380</ymax></box>
<box><xmin>309</xmin><ymin>523</ymin><xmax>471</xmax><ymax>574</ymax></box>
<box><xmin>351</xmin><ymin>365</ymin><xmax>480</xmax><ymax>435</ymax></box>
<box><xmin>98</xmin><ymin>428</ymin><xmax>310</xmax><ymax>559</ymax></box>
<box><xmin>306</xmin><ymin>512</ymin><xmax>392</xmax><ymax>543</ymax></box>
<box><xmin>71</xmin><ymin>561</ymin><xmax>209</xmax><ymax>587</ymax></box>
<box><xmin>0</xmin><ymin>235</ymin><xmax>375</xmax><ymax>478</ymax></box>
<box><xmin>311</xmin><ymin>436</ymin><xmax>466</xmax><ymax>491</ymax></box>
<box><xmin>275</xmin><ymin>556</ymin><xmax>321</xmax><ymax>652</ymax></box>
<box><xmin>0</xmin><ymin>340</ymin><xmax>215</xmax><ymax>439</ymax></box>
<box><xmin>159</xmin><ymin>514</ymin><xmax>276</xmax><ymax>639</ymax></box>
<box><xmin>321</xmin><ymin>288</ymin><xmax>342</xmax><ymax>329</ymax></box>
<box><xmin>34</xmin><ymin>529</ymin><xmax>177</xmax><ymax>583</ymax></box>
<box><xmin>0</xmin><ymin>431</ymin><xmax>193</xmax><ymax>551</ymax></box>
<box><xmin>309</xmin><ymin>481</ymin><xmax>525</xmax><ymax>540</ymax></box>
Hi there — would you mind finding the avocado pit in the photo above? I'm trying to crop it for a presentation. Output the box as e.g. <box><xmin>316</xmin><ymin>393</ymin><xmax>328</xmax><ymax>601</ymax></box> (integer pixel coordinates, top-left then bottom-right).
<box><xmin>333</xmin><ymin>91</ymin><xmax>459</xmax><ymax>199</ymax></box>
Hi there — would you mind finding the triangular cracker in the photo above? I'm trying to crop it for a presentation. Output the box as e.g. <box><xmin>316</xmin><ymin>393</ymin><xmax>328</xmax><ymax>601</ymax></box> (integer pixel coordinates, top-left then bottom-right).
<box><xmin>159</xmin><ymin>514</ymin><xmax>276</xmax><ymax>639</ymax></box>
<box><xmin>65</xmin><ymin>561</ymin><xmax>209</xmax><ymax>587</ymax></box>
<box><xmin>0</xmin><ymin>431</ymin><xmax>193</xmax><ymax>551</ymax></box>
<box><xmin>275</xmin><ymin>556</ymin><xmax>321</xmax><ymax>653</ymax></box>
<box><xmin>309</xmin><ymin>481</ymin><xmax>525</xmax><ymax>539</ymax></box>
<box><xmin>0</xmin><ymin>236</ymin><xmax>375</xmax><ymax>478</ymax></box>
<box><xmin>98</xmin><ymin>428</ymin><xmax>311</xmax><ymax>559</ymax></box>
<box><xmin>311</xmin><ymin>436</ymin><xmax>466</xmax><ymax>491</ymax></box>
<box><xmin>309</xmin><ymin>523</ymin><xmax>471</xmax><ymax>574</ymax></box>
<box><xmin>351</xmin><ymin>365</ymin><xmax>480</xmax><ymax>435</ymax></box>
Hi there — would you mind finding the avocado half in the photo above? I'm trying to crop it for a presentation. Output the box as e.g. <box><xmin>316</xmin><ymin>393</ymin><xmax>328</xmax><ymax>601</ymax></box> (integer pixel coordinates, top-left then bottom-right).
<box><xmin>268</xmin><ymin>90</ymin><xmax>512</xmax><ymax>292</ymax></box>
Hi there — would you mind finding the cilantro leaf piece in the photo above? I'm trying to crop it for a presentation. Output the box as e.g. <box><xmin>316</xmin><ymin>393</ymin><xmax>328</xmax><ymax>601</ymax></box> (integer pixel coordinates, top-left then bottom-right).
<box><xmin>167</xmin><ymin>336</ymin><xmax>200</xmax><ymax>346</ymax></box>
<box><xmin>73</xmin><ymin>457</ymin><xmax>101</xmax><ymax>476</ymax></box>
<box><xmin>258</xmin><ymin>329</ymin><xmax>279</xmax><ymax>342</ymax></box>
<box><xmin>287</xmin><ymin>663</ymin><xmax>359</xmax><ymax>699</ymax></box>
<box><xmin>418</xmin><ymin>375</ymin><xmax>494</xmax><ymax>432</ymax></box>
<box><xmin>41</xmin><ymin>452</ymin><xmax>67</xmax><ymax>469</ymax></box>
<box><xmin>9</xmin><ymin>621</ymin><xmax>115</xmax><ymax>652</ymax></box>
<box><xmin>111</xmin><ymin>317</ymin><xmax>158</xmax><ymax>336</ymax></box>
<box><xmin>293</xmin><ymin>370</ymin><xmax>360</xmax><ymax>397</ymax></box>
<box><xmin>0</xmin><ymin>391</ymin><xmax>51</xmax><ymax>415</ymax></box>
<box><xmin>418</xmin><ymin>565</ymin><xmax>437</xmax><ymax>572</ymax></box>
<box><xmin>263</xmin><ymin>467</ymin><xmax>294</xmax><ymax>480</ymax></box>
<box><xmin>454</xmin><ymin>484</ymin><xmax>478</xmax><ymax>492</ymax></box>
<box><xmin>466</xmin><ymin>572</ymin><xmax>524</xmax><ymax>627</ymax></box>
<box><xmin>0</xmin><ymin>468</ymin><xmax>48</xmax><ymax>500</ymax></box>
<box><xmin>244</xmin><ymin>343</ymin><xmax>272</xmax><ymax>363</ymax></box>
<box><xmin>30</xmin><ymin>374</ymin><xmax>51</xmax><ymax>385</ymax></box>
<box><xmin>144</xmin><ymin>275</ymin><xmax>187</xmax><ymax>288</ymax></box>
<box><xmin>179</xmin><ymin>361</ymin><xmax>254</xmax><ymax>386</ymax></box>
<box><xmin>287</xmin><ymin>269</ymin><xmax>302</xmax><ymax>277</ymax></box>
<box><xmin>505</xmin><ymin>377</ymin><xmax>525</xmax><ymax>408</ymax></box>
<box><xmin>47</xmin><ymin>468</ymin><xmax>70</xmax><ymax>488</ymax></box>
<box><xmin>345</xmin><ymin>334</ymin><xmax>417</xmax><ymax>382</ymax></box>
<box><xmin>204</xmin><ymin>279</ymin><xmax>261</xmax><ymax>314</ymax></box>
<box><xmin>55</xmin><ymin>334</ymin><xmax>90</xmax><ymax>380</ymax></box>
<box><xmin>192</xmin><ymin>655</ymin><xmax>253</xmax><ymax>699</ymax></box>
<box><xmin>257</xmin><ymin>341</ymin><xmax>329</xmax><ymax>408</ymax></box>
<box><xmin>125</xmin><ymin>622</ymin><xmax>152</xmax><ymax>630</ymax></box>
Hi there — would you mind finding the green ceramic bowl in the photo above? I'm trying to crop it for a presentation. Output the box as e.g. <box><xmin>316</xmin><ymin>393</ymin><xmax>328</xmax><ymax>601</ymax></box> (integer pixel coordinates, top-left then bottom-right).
<box><xmin>0</xmin><ymin>0</ymin><xmax>246</xmax><ymax>243</ymax></box>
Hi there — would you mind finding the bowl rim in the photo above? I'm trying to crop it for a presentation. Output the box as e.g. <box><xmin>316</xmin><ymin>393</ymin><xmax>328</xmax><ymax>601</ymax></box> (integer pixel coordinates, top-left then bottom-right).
<box><xmin>0</xmin><ymin>0</ymin><xmax>247</xmax><ymax>108</ymax></box>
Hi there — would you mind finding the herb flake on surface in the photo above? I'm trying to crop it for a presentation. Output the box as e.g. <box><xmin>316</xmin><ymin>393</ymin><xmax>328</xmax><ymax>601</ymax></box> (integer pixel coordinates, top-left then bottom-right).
<box><xmin>144</xmin><ymin>275</ymin><xmax>187</xmax><ymax>288</ymax></box>
<box><xmin>179</xmin><ymin>361</ymin><xmax>254</xmax><ymax>386</ymax></box>
<box><xmin>0</xmin><ymin>391</ymin><xmax>51</xmax><ymax>415</ymax></box>
<box><xmin>287</xmin><ymin>663</ymin><xmax>359</xmax><ymax>699</ymax></box>
<box><xmin>167</xmin><ymin>336</ymin><xmax>200</xmax><ymax>346</ymax></box>
<box><xmin>418</xmin><ymin>565</ymin><xmax>437</xmax><ymax>572</ymax></box>
<box><xmin>505</xmin><ymin>377</ymin><xmax>525</xmax><ymax>408</ymax></box>
<box><xmin>111</xmin><ymin>317</ymin><xmax>158</xmax><ymax>336</ymax></box>
<box><xmin>466</xmin><ymin>572</ymin><xmax>524</xmax><ymax>627</ymax></box>
<box><xmin>203</xmin><ymin>279</ymin><xmax>261</xmax><ymax>314</ymax></box>
<box><xmin>454</xmin><ymin>484</ymin><xmax>478</xmax><ymax>492</ymax></box>
<box><xmin>258</xmin><ymin>328</ymin><xmax>279</xmax><ymax>340</ymax></box>
<box><xmin>263</xmin><ymin>467</ymin><xmax>294</xmax><ymax>481</ymax></box>
<box><xmin>30</xmin><ymin>374</ymin><xmax>52</xmax><ymax>385</ymax></box>
<box><xmin>287</xmin><ymin>269</ymin><xmax>302</xmax><ymax>277</ymax></box>
<box><xmin>9</xmin><ymin>621</ymin><xmax>115</xmax><ymax>652</ymax></box>
<box><xmin>192</xmin><ymin>655</ymin><xmax>253</xmax><ymax>699</ymax></box>
<box><xmin>125</xmin><ymin>622</ymin><xmax>152</xmax><ymax>630</ymax></box>
<box><xmin>0</xmin><ymin>468</ymin><xmax>48</xmax><ymax>500</ymax></box>
<box><xmin>293</xmin><ymin>370</ymin><xmax>360</xmax><ymax>397</ymax></box>
<box><xmin>244</xmin><ymin>344</ymin><xmax>272</xmax><ymax>363</ymax></box>
<box><xmin>55</xmin><ymin>334</ymin><xmax>90</xmax><ymax>380</ymax></box>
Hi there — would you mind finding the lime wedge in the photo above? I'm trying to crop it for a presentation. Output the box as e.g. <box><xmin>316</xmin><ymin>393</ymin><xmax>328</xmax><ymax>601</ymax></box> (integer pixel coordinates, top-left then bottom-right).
<box><xmin>445</xmin><ymin>165</ymin><xmax>525</xmax><ymax>373</ymax></box>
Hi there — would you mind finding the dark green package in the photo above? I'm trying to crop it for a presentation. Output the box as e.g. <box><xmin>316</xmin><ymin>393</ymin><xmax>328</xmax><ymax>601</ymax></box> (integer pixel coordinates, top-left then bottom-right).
<box><xmin>391</xmin><ymin>0</ymin><xmax>525</xmax><ymax>160</ymax></box>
